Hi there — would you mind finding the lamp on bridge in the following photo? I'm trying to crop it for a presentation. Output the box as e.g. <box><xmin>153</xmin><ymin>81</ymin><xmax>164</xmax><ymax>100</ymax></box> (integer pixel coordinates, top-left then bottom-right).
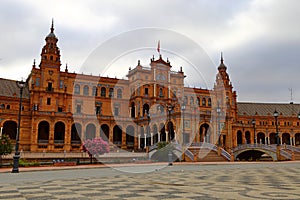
<box><xmin>251</xmin><ymin>119</ymin><xmax>256</xmax><ymax>144</ymax></box>
<box><xmin>12</xmin><ymin>79</ymin><xmax>26</xmax><ymax>173</ymax></box>
<box><xmin>273</xmin><ymin>110</ymin><xmax>279</xmax><ymax>146</ymax></box>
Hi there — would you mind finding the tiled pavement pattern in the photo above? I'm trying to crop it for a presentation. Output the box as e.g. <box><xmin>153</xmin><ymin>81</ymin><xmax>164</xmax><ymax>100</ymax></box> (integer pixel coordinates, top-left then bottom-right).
<box><xmin>1</xmin><ymin>163</ymin><xmax>300</xmax><ymax>200</ymax></box>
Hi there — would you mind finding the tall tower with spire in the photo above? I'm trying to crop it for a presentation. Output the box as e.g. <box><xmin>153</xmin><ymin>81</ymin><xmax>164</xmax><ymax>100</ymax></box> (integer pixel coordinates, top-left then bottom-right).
<box><xmin>39</xmin><ymin>19</ymin><xmax>61</xmax><ymax>71</ymax></box>
<box><xmin>213</xmin><ymin>53</ymin><xmax>237</xmax><ymax>148</ymax></box>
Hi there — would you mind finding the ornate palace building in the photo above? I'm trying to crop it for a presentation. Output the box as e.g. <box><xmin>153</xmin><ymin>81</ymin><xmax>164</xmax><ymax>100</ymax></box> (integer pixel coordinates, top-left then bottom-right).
<box><xmin>1</xmin><ymin>22</ymin><xmax>300</xmax><ymax>160</ymax></box>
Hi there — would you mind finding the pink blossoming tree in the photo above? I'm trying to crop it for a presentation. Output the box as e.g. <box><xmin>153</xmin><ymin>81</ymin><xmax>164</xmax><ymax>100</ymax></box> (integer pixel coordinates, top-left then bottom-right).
<box><xmin>82</xmin><ymin>137</ymin><xmax>110</xmax><ymax>163</ymax></box>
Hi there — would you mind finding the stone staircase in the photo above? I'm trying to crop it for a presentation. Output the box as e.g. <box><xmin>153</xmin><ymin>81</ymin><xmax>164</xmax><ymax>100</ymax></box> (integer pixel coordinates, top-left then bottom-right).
<box><xmin>283</xmin><ymin>146</ymin><xmax>300</xmax><ymax>160</ymax></box>
<box><xmin>185</xmin><ymin>148</ymin><xmax>228</xmax><ymax>162</ymax></box>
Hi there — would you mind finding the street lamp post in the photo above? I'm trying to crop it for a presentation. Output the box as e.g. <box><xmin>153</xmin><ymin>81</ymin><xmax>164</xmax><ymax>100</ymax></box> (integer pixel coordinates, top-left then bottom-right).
<box><xmin>273</xmin><ymin>110</ymin><xmax>279</xmax><ymax>146</ymax></box>
<box><xmin>167</xmin><ymin>105</ymin><xmax>173</xmax><ymax>142</ymax></box>
<box><xmin>252</xmin><ymin>119</ymin><xmax>256</xmax><ymax>144</ymax></box>
<box><xmin>181</xmin><ymin>103</ymin><xmax>186</xmax><ymax>144</ymax></box>
<box><xmin>12</xmin><ymin>80</ymin><xmax>26</xmax><ymax>173</ymax></box>
<box><xmin>216</xmin><ymin>104</ymin><xmax>221</xmax><ymax>146</ymax></box>
<box><xmin>147</xmin><ymin>111</ymin><xmax>150</xmax><ymax>147</ymax></box>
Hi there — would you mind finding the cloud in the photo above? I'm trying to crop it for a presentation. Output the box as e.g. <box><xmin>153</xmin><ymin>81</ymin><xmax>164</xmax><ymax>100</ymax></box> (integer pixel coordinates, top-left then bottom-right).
<box><xmin>0</xmin><ymin>0</ymin><xmax>300</xmax><ymax>103</ymax></box>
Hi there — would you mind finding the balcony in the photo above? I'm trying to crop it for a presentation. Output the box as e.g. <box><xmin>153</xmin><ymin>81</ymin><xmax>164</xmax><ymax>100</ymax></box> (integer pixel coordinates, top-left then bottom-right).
<box><xmin>46</xmin><ymin>87</ymin><xmax>54</xmax><ymax>92</ymax></box>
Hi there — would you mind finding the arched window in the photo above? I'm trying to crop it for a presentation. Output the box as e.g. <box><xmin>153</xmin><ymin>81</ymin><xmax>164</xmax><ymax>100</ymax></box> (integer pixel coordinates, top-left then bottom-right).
<box><xmin>101</xmin><ymin>87</ymin><xmax>106</xmax><ymax>97</ymax></box>
<box><xmin>202</xmin><ymin>98</ymin><xmax>206</xmax><ymax>106</ymax></box>
<box><xmin>109</xmin><ymin>88</ymin><xmax>114</xmax><ymax>98</ymax></box>
<box><xmin>83</xmin><ymin>85</ymin><xmax>89</xmax><ymax>96</ymax></box>
<box><xmin>196</xmin><ymin>97</ymin><xmax>200</xmax><ymax>106</ymax></box>
<box><xmin>92</xmin><ymin>86</ymin><xmax>97</xmax><ymax>96</ymax></box>
<box><xmin>143</xmin><ymin>104</ymin><xmax>150</xmax><ymax>116</ymax></box>
<box><xmin>190</xmin><ymin>97</ymin><xmax>194</xmax><ymax>105</ymax></box>
<box><xmin>159</xmin><ymin>88</ymin><xmax>163</xmax><ymax>97</ymax></box>
<box><xmin>74</xmin><ymin>84</ymin><xmax>80</xmax><ymax>94</ymax></box>
<box><xmin>208</xmin><ymin>98</ymin><xmax>211</xmax><ymax>107</ymax></box>
<box><xmin>117</xmin><ymin>89</ymin><xmax>122</xmax><ymax>99</ymax></box>
<box><xmin>184</xmin><ymin>96</ymin><xmax>188</xmax><ymax>104</ymax></box>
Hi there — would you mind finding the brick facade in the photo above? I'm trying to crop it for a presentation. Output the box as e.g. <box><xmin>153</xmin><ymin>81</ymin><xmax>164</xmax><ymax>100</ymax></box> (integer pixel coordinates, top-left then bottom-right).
<box><xmin>1</xmin><ymin>23</ymin><xmax>300</xmax><ymax>153</ymax></box>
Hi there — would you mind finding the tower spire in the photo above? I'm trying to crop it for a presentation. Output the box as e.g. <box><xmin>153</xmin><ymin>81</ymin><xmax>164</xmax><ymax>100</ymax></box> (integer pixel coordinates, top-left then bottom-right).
<box><xmin>221</xmin><ymin>52</ymin><xmax>224</xmax><ymax>64</ymax></box>
<box><xmin>51</xmin><ymin>18</ymin><xmax>54</xmax><ymax>33</ymax></box>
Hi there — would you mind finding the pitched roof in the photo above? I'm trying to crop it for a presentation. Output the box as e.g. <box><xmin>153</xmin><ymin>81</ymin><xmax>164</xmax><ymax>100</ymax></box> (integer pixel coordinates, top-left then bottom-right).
<box><xmin>0</xmin><ymin>78</ymin><xmax>29</xmax><ymax>99</ymax></box>
<box><xmin>237</xmin><ymin>102</ymin><xmax>300</xmax><ymax>117</ymax></box>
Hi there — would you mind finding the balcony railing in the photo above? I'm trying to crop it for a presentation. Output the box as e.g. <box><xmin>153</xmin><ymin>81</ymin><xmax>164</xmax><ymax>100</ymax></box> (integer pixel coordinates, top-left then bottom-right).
<box><xmin>54</xmin><ymin>140</ymin><xmax>64</xmax><ymax>144</ymax></box>
<box><xmin>71</xmin><ymin>140</ymin><xmax>81</xmax><ymax>144</ymax></box>
<box><xmin>38</xmin><ymin>140</ymin><xmax>49</xmax><ymax>144</ymax></box>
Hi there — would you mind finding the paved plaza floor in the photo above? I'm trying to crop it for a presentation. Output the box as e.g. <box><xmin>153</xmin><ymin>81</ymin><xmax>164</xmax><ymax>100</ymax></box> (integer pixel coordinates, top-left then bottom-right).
<box><xmin>0</xmin><ymin>162</ymin><xmax>300</xmax><ymax>200</ymax></box>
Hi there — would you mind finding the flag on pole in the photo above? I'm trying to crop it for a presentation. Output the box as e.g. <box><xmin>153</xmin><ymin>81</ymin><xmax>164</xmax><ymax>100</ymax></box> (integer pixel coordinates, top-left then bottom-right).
<box><xmin>157</xmin><ymin>40</ymin><xmax>160</xmax><ymax>54</ymax></box>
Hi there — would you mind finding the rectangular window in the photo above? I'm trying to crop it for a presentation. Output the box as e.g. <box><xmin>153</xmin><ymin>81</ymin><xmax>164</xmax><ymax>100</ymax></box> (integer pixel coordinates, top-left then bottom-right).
<box><xmin>47</xmin><ymin>82</ymin><xmax>53</xmax><ymax>92</ymax></box>
<box><xmin>114</xmin><ymin>107</ymin><xmax>119</xmax><ymax>116</ymax></box>
<box><xmin>96</xmin><ymin>106</ymin><xmax>101</xmax><ymax>115</ymax></box>
<box><xmin>47</xmin><ymin>98</ymin><xmax>51</xmax><ymax>105</ymax></box>
<box><xmin>76</xmin><ymin>105</ymin><xmax>81</xmax><ymax>113</ymax></box>
<box><xmin>58</xmin><ymin>107</ymin><xmax>63</xmax><ymax>112</ymax></box>
<box><xmin>36</xmin><ymin>78</ymin><xmax>40</xmax><ymax>86</ymax></box>
<box><xmin>60</xmin><ymin>80</ymin><xmax>64</xmax><ymax>89</ymax></box>
<box><xmin>145</xmin><ymin>88</ymin><xmax>148</xmax><ymax>95</ymax></box>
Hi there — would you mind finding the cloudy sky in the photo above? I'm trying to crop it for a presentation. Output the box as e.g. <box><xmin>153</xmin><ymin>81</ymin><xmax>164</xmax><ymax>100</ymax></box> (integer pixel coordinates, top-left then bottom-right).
<box><xmin>1</xmin><ymin>0</ymin><xmax>300</xmax><ymax>103</ymax></box>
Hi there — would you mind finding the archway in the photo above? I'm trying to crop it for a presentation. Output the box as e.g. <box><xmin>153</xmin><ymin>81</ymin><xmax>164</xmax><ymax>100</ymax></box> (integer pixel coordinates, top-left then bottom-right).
<box><xmin>113</xmin><ymin>125</ymin><xmax>122</xmax><ymax>146</ymax></box>
<box><xmin>153</xmin><ymin>124</ymin><xmax>158</xmax><ymax>144</ymax></box>
<box><xmin>257</xmin><ymin>132</ymin><xmax>265</xmax><ymax>144</ymax></box>
<box><xmin>143</xmin><ymin>103</ymin><xmax>150</xmax><ymax>116</ymax></box>
<box><xmin>54</xmin><ymin>122</ymin><xmax>65</xmax><ymax>144</ymax></box>
<box><xmin>2</xmin><ymin>121</ymin><xmax>17</xmax><ymax>140</ymax></box>
<box><xmin>86</xmin><ymin>123</ymin><xmax>96</xmax><ymax>140</ymax></box>
<box><xmin>245</xmin><ymin>131</ymin><xmax>251</xmax><ymax>144</ymax></box>
<box><xmin>71</xmin><ymin>123</ymin><xmax>81</xmax><ymax>144</ymax></box>
<box><xmin>131</xmin><ymin>102</ymin><xmax>135</xmax><ymax>118</ymax></box>
<box><xmin>167</xmin><ymin>121</ymin><xmax>175</xmax><ymax>141</ymax></box>
<box><xmin>140</xmin><ymin>127</ymin><xmax>145</xmax><ymax>149</ymax></box>
<box><xmin>100</xmin><ymin>124</ymin><xmax>109</xmax><ymax>142</ymax></box>
<box><xmin>269</xmin><ymin>133</ymin><xmax>276</xmax><ymax>144</ymax></box>
<box><xmin>282</xmin><ymin>133</ymin><xmax>290</xmax><ymax>145</ymax></box>
<box><xmin>200</xmin><ymin>123</ymin><xmax>210</xmax><ymax>143</ymax></box>
<box><xmin>237</xmin><ymin>130</ymin><xmax>242</xmax><ymax>145</ymax></box>
<box><xmin>159</xmin><ymin>123</ymin><xmax>166</xmax><ymax>142</ymax></box>
<box><xmin>295</xmin><ymin>133</ymin><xmax>300</xmax><ymax>146</ymax></box>
<box><xmin>236</xmin><ymin>150</ymin><xmax>272</xmax><ymax>161</ymax></box>
<box><xmin>38</xmin><ymin>121</ymin><xmax>50</xmax><ymax>143</ymax></box>
<box><xmin>126</xmin><ymin>125</ymin><xmax>134</xmax><ymax>148</ymax></box>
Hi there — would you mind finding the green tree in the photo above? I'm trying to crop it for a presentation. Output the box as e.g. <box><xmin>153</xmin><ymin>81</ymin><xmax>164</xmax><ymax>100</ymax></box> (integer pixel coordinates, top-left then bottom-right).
<box><xmin>0</xmin><ymin>134</ymin><xmax>13</xmax><ymax>167</ymax></box>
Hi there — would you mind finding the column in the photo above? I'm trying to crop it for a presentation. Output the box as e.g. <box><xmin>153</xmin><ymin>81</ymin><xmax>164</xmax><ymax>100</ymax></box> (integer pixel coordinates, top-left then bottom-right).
<box><xmin>242</xmin><ymin>132</ymin><xmax>246</xmax><ymax>144</ymax></box>
<box><xmin>151</xmin><ymin>133</ymin><xmax>153</xmax><ymax>145</ymax></box>
<box><xmin>174</xmin><ymin>130</ymin><xmax>177</xmax><ymax>141</ymax></box>
<box><xmin>293</xmin><ymin>137</ymin><xmax>296</xmax><ymax>146</ymax></box>
<box><xmin>265</xmin><ymin>137</ymin><xmax>268</xmax><ymax>145</ymax></box>
<box><xmin>166</xmin><ymin>131</ymin><xmax>169</xmax><ymax>142</ymax></box>
<box><xmin>290</xmin><ymin>137</ymin><xmax>293</xmax><ymax>146</ymax></box>
<box><xmin>0</xmin><ymin>127</ymin><xmax>2</xmax><ymax>137</ymax></box>
<box><xmin>158</xmin><ymin>132</ymin><xmax>161</xmax><ymax>142</ymax></box>
<box><xmin>280</xmin><ymin>136</ymin><xmax>283</xmax><ymax>145</ymax></box>
<box><xmin>144</xmin><ymin>135</ymin><xmax>147</xmax><ymax>148</ymax></box>
<box><xmin>138</xmin><ymin>134</ymin><xmax>140</xmax><ymax>149</ymax></box>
